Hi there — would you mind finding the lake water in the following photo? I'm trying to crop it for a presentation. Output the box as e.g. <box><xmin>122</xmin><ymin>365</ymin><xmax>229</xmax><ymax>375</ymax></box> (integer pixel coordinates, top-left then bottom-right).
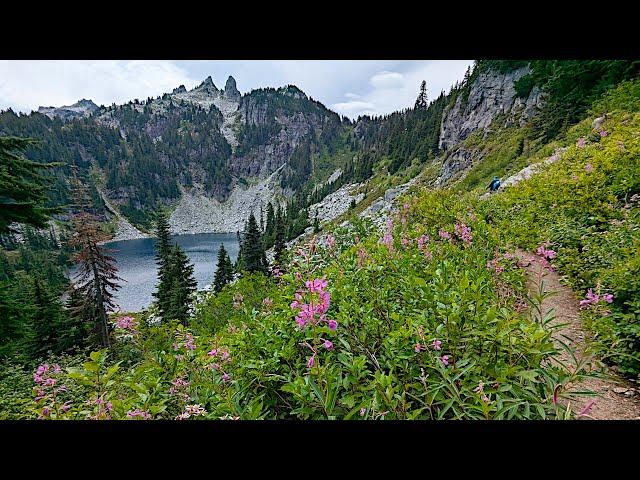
<box><xmin>101</xmin><ymin>233</ymin><xmax>239</xmax><ymax>312</ymax></box>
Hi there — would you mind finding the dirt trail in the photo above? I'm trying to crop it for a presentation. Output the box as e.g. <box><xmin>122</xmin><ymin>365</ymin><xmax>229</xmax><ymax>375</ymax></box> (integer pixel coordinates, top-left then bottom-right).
<box><xmin>516</xmin><ymin>249</ymin><xmax>640</xmax><ymax>420</ymax></box>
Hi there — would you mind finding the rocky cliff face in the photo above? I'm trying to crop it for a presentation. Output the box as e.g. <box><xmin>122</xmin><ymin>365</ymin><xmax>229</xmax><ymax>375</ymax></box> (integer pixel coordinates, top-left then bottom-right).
<box><xmin>37</xmin><ymin>99</ymin><xmax>99</xmax><ymax>121</ymax></box>
<box><xmin>436</xmin><ymin>65</ymin><xmax>545</xmax><ymax>184</ymax></box>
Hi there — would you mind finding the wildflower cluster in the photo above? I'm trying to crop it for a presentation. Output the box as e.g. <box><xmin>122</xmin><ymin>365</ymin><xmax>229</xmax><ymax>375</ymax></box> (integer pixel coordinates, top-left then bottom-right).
<box><xmin>126</xmin><ymin>408</ymin><xmax>151</xmax><ymax>420</ymax></box>
<box><xmin>207</xmin><ymin>346</ymin><xmax>233</xmax><ymax>382</ymax></box>
<box><xmin>454</xmin><ymin>222</ymin><xmax>473</xmax><ymax>246</ymax></box>
<box><xmin>290</xmin><ymin>278</ymin><xmax>335</xmax><ymax>330</ymax></box>
<box><xmin>88</xmin><ymin>396</ymin><xmax>114</xmax><ymax>420</ymax></box>
<box><xmin>579</xmin><ymin>288</ymin><xmax>614</xmax><ymax>308</ymax></box>
<box><xmin>176</xmin><ymin>404</ymin><xmax>207</xmax><ymax>420</ymax></box>
<box><xmin>381</xmin><ymin>218</ymin><xmax>394</xmax><ymax>252</ymax></box>
<box><xmin>33</xmin><ymin>363</ymin><xmax>67</xmax><ymax>419</ymax></box>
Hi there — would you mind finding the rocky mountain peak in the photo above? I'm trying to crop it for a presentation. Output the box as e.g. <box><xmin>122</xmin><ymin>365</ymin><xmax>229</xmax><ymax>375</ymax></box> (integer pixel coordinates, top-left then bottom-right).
<box><xmin>224</xmin><ymin>76</ymin><xmax>241</xmax><ymax>100</ymax></box>
<box><xmin>173</xmin><ymin>85</ymin><xmax>187</xmax><ymax>94</ymax></box>
<box><xmin>37</xmin><ymin>98</ymin><xmax>99</xmax><ymax>120</ymax></box>
<box><xmin>196</xmin><ymin>76</ymin><xmax>218</xmax><ymax>93</ymax></box>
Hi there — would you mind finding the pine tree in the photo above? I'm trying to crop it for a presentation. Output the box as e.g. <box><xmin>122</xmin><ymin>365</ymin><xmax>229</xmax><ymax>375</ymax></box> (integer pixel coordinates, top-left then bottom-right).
<box><xmin>213</xmin><ymin>243</ymin><xmax>233</xmax><ymax>293</ymax></box>
<box><xmin>274</xmin><ymin>207</ymin><xmax>286</xmax><ymax>266</ymax></box>
<box><xmin>414</xmin><ymin>80</ymin><xmax>428</xmax><ymax>110</ymax></box>
<box><xmin>164</xmin><ymin>244</ymin><xmax>197</xmax><ymax>325</ymax></box>
<box><xmin>239</xmin><ymin>213</ymin><xmax>267</xmax><ymax>274</ymax></box>
<box><xmin>153</xmin><ymin>211</ymin><xmax>173</xmax><ymax>316</ymax></box>
<box><xmin>68</xmin><ymin>177</ymin><xmax>121</xmax><ymax>348</ymax></box>
<box><xmin>0</xmin><ymin>136</ymin><xmax>63</xmax><ymax>235</ymax></box>
<box><xmin>313</xmin><ymin>213</ymin><xmax>320</xmax><ymax>233</ymax></box>
<box><xmin>25</xmin><ymin>278</ymin><xmax>63</xmax><ymax>359</ymax></box>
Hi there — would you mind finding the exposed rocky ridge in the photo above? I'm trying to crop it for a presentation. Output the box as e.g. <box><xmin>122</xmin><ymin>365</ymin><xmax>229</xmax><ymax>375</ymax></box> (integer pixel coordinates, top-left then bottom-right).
<box><xmin>95</xmin><ymin>185</ymin><xmax>149</xmax><ymax>242</ymax></box>
<box><xmin>171</xmin><ymin>75</ymin><xmax>241</xmax><ymax>149</ymax></box>
<box><xmin>309</xmin><ymin>183</ymin><xmax>364</xmax><ymax>224</ymax></box>
<box><xmin>37</xmin><ymin>99</ymin><xmax>99</xmax><ymax>121</ymax></box>
<box><xmin>168</xmin><ymin>165</ymin><xmax>286</xmax><ymax>235</ymax></box>
<box><xmin>436</xmin><ymin>66</ymin><xmax>545</xmax><ymax>185</ymax></box>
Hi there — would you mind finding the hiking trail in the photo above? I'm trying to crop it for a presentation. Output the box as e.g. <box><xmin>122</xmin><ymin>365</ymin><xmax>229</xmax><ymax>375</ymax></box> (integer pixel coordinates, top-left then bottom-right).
<box><xmin>516</xmin><ymin>249</ymin><xmax>640</xmax><ymax>420</ymax></box>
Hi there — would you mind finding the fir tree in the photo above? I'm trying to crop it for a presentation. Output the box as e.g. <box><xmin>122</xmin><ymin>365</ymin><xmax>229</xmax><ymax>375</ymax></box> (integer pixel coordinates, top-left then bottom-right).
<box><xmin>213</xmin><ymin>243</ymin><xmax>233</xmax><ymax>293</ymax></box>
<box><xmin>0</xmin><ymin>136</ymin><xmax>63</xmax><ymax>234</ymax></box>
<box><xmin>414</xmin><ymin>80</ymin><xmax>428</xmax><ymax>110</ymax></box>
<box><xmin>163</xmin><ymin>244</ymin><xmax>197</xmax><ymax>325</ymax></box>
<box><xmin>239</xmin><ymin>213</ymin><xmax>267</xmax><ymax>274</ymax></box>
<box><xmin>274</xmin><ymin>207</ymin><xmax>286</xmax><ymax>266</ymax></box>
<box><xmin>152</xmin><ymin>211</ymin><xmax>173</xmax><ymax>316</ymax></box>
<box><xmin>68</xmin><ymin>177</ymin><xmax>121</xmax><ymax>348</ymax></box>
<box><xmin>313</xmin><ymin>213</ymin><xmax>320</xmax><ymax>233</ymax></box>
<box><xmin>25</xmin><ymin>278</ymin><xmax>62</xmax><ymax>358</ymax></box>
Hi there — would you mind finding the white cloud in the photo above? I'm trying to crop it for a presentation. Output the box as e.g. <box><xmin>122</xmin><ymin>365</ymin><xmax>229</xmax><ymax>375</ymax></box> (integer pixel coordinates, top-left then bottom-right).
<box><xmin>0</xmin><ymin>60</ymin><xmax>198</xmax><ymax>112</ymax></box>
<box><xmin>344</xmin><ymin>92</ymin><xmax>361</xmax><ymax>99</ymax></box>
<box><xmin>369</xmin><ymin>71</ymin><xmax>405</xmax><ymax>90</ymax></box>
<box><xmin>332</xmin><ymin>100</ymin><xmax>377</xmax><ymax>117</ymax></box>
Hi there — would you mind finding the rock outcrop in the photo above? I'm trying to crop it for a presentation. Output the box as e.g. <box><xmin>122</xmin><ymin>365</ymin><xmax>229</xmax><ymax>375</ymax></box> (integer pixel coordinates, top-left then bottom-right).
<box><xmin>37</xmin><ymin>99</ymin><xmax>99</xmax><ymax>121</ymax></box>
<box><xmin>436</xmin><ymin>65</ymin><xmax>545</xmax><ymax>185</ymax></box>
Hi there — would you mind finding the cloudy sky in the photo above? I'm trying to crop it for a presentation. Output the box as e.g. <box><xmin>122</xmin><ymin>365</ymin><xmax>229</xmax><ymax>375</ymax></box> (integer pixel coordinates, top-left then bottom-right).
<box><xmin>0</xmin><ymin>60</ymin><xmax>472</xmax><ymax>119</ymax></box>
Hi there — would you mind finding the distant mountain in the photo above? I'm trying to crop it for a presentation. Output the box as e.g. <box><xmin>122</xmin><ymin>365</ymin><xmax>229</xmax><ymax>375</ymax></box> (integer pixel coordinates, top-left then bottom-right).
<box><xmin>2</xmin><ymin>61</ymin><xmax>637</xmax><ymax>238</ymax></box>
<box><xmin>37</xmin><ymin>99</ymin><xmax>99</xmax><ymax>121</ymax></box>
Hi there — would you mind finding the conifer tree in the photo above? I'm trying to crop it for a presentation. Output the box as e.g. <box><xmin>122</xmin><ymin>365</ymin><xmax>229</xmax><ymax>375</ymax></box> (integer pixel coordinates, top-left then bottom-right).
<box><xmin>213</xmin><ymin>243</ymin><xmax>233</xmax><ymax>293</ymax></box>
<box><xmin>153</xmin><ymin>211</ymin><xmax>173</xmax><ymax>316</ymax></box>
<box><xmin>239</xmin><ymin>213</ymin><xmax>267</xmax><ymax>274</ymax></box>
<box><xmin>25</xmin><ymin>278</ymin><xmax>62</xmax><ymax>358</ymax></box>
<box><xmin>274</xmin><ymin>207</ymin><xmax>286</xmax><ymax>266</ymax></box>
<box><xmin>414</xmin><ymin>80</ymin><xmax>428</xmax><ymax>110</ymax></box>
<box><xmin>164</xmin><ymin>244</ymin><xmax>197</xmax><ymax>325</ymax></box>
<box><xmin>68</xmin><ymin>177</ymin><xmax>121</xmax><ymax>348</ymax></box>
<box><xmin>0</xmin><ymin>136</ymin><xmax>62</xmax><ymax>235</ymax></box>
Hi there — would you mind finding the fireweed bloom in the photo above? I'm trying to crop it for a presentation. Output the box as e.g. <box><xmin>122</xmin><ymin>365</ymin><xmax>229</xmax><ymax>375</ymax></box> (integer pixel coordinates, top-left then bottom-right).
<box><xmin>576</xmin><ymin>137</ymin><xmax>586</xmax><ymax>148</ymax></box>
<box><xmin>328</xmin><ymin>319</ymin><xmax>338</xmax><ymax>331</ymax></box>
<box><xmin>578</xmin><ymin>400</ymin><xmax>596</xmax><ymax>417</ymax></box>
<box><xmin>585</xmin><ymin>163</ymin><xmax>593</xmax><ymax>173</ymax></box>
<box><xmin>416</xmin><ymin>234</ymin><xmax>429</xmax><ymax>250</ymax></box>
<box><xmin>580</xmin><ymin>288</ymin><xmax>600</xmax><ymax>307</ymax></box>
<box><xmin>291</xmin><ymin>278</ymin><xmax>335</xmax><ymax>331</ymax></box>
<box><xmin>415</xmin><ymin>343</ymin><xmax>422</xmax><ymax>353</ymax></box>
<box><xmin>454</xmin><ymin>222</ymin><xmax>473</xmax><ymax>245</ymax></box>
<box><xmin>357</xmin><ymin>248</ymin><xmax>368</xmax><ymax>267</ymax></box>
<box><xmin>323</xmin><ymin>339</ymin><xmax>334</xmax><ymax>350</ymax></box>
<box><xmin>432</xmin><ymin>339</ymin><xmax>442</xmax><ymax>351</ymax></box>
<box><xmin>438</xmin><ymin>228</ymin><xmax>452</xmax><ymax>241</ymax></box>
<box><xmin>115</xmin><ymin>316</ymin><xmax>136</xmax><ymax>330</ymax></box>
<box><xmin>326</xmin><ymin>234</ymin><xmax>336</xmax><ymax>250</ymax></box>
<box><xmin>600</xmin><ymin>130</ymin><xmax>608</xmax><ymax>137</ymax></box>
<box><xmin>536</xmin><ymin>245</ymin><xmax>556</xmax><ymax>261</ymax></box>
<box><xmin>602</xmin><ymin>293</ymin><xmax>614</xmax><ymax>304</ymax></box>
<box><xmin>307</xmin><ymin>355</ymin><xmax>315</xmax><ymax>368</ymax></box>
<box><xmin>360</xmin><ymin>408</ymin><xmax>366</xmax><ymax>417</ymax></box>
<box><xmin>440</xmin><ymin>355</ymin><xmax>449</xmax><ymax>366</ymax></box>
<box><xmin>126</xmin><ymin>409</ymin><xmax>151</xmax><ymax>420</ymax></box>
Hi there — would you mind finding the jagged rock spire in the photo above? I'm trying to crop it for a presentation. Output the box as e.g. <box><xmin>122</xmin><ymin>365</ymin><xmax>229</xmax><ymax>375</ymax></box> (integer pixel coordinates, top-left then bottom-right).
<box><xmin>224</xmin><ymin>76</ymin><xmax>240</xmax><ymax>100</ymax></box>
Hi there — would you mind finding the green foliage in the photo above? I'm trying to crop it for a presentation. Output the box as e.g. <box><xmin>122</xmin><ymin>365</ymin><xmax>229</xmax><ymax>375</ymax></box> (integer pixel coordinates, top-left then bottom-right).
<box><xmin>213</xmin><ymin>243</ymin><xmax>233</xmax><ymax>293</ymax></box>
<box><xmin>0</xmin><ymin>136</ymin><xmax>63</xmax><ymax>234</ymax></box>
<box><xmin>479</xmin><ymin>80</ymin><xmax>640</xmax><ymax>376</ymax></box>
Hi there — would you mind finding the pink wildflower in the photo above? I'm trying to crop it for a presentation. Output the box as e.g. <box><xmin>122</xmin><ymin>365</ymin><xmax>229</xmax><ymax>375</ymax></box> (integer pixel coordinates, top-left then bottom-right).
<box><xmin>222</xmin><ymin>373</ymin><xmax>231</xmax><ymax>382</ymax></box>
<box><xmin>328</xmin><ymin>319</ymin><xmax>338</xmax><ymax>331</ymax></box>
<box><xmin>454</xmin><ymin>222</ymin><xmax>473</xmax><ymax>245</ymax></box>
<box><xmin>585</xmin><ymin>163</ymin><xmax>593</xmax><ymax>173</ymax></box>
<box><xmin>602</xmin><ymin>293</ymin><xmax>614</xmax><ymax>304</ymax></box>
<box><xmin>415</xmin><ymin>343</ymin><xmax>422</xmax><ymax>353</ymax></box>
<box><xmin>432</xmin><ymin>339</ymin><xmax>442</xmax><ymax>351</ymax></box>
<box><xmin>360</xmin><ymin>408</ymin><xmax>366</xmax><ymax>417</ymax></box>
<box><xmin>326</xmin><ymin>234</ymin><xmax>336</xmax><ymax>250</ymax></box>
<box><xmin>578</xmin><ymin>400</ymin><xmax>596</xmax><ymax>417</ymax></box>
<box><xmin>599</xmin><ymin>130</ymin><xmax>608</xmax><ymax>137</ymax></box>
<box><xmin>580</xmin><ymin>288</ymin><xmax>600</xmax><ymax>308</ymax></box>
<box><xmin>438</xmin><ymin>228</ymin><xmax>451</xmax><ymax>241</ymax></box>
<box><xmin>307</xmin><ymin>355</ymin><xmax>315</xmax><ymax>368</ymax></box>
<box><xmin>207</xmin><ymin>348</ymin><xmax>218</xmax><ymax>357</ymax></box>
<box><xmin>323</xmin><ymin>340</ymin><xmax>333</xmax><ymax>350</ymax></box>
<box><xmin>441</xmin><ymin>355</ymin><xmax>449</xmax><ymax>367</ymax></box>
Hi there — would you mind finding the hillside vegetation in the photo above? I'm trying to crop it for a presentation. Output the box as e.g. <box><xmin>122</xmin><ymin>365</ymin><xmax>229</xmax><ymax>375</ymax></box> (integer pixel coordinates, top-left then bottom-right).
<box><xmin>1</xmin><ymin>66</ymin><xmax>639</xmax><ymax>420</ymax></box>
